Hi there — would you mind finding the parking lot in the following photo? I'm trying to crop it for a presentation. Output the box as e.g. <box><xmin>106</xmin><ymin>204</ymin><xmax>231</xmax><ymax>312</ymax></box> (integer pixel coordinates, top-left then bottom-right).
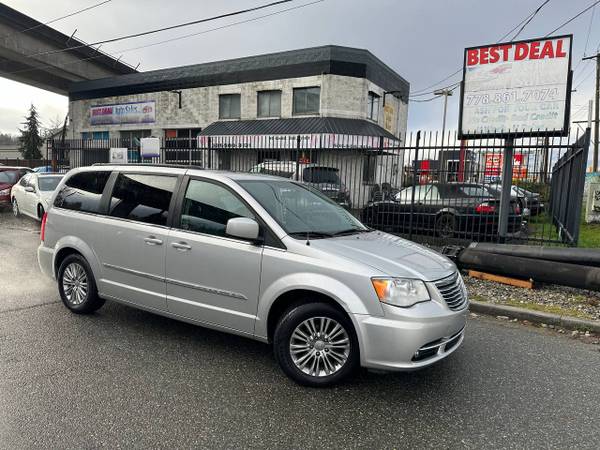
<box><xmin>1</xmin><ymin>211</ymin><xmax>600</xmax><ymax>449</ymax></box>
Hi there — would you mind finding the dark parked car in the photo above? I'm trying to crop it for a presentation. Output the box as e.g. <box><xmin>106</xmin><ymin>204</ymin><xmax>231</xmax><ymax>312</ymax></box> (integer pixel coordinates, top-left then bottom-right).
<box><xmin>361</xmin><ymin>183</ymin><xmax>523</xmax><ymax>238</ymax></box>
<box><xmin>0</xmin><ymin>166</ymin><xmax>33</xmax><ymax>209</ymax></box>
<box><xmin>486</xmin><ymin>183</ymin><xmax>544</xmax><ymax>217</ymax></box>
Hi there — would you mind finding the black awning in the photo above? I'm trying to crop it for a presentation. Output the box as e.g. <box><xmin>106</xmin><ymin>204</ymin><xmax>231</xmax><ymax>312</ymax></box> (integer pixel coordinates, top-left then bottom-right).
<box><xmin>199</xmin><ymin>117</ymin><xmax>398</xmax><ymax>140</ymax></box>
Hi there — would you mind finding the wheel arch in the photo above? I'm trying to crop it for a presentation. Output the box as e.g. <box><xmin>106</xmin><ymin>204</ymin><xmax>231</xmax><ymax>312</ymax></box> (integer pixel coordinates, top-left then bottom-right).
<box><xmin>53</xmin><ymin>237</ymin><xmax>102</xmax><ymax>285</ymax></box>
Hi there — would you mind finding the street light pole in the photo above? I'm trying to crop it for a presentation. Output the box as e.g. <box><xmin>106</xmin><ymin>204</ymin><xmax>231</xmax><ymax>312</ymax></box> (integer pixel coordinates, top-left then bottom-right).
<box><xmin>434</xmin><ymin>89</ymin><xmax>454</xmax><ymax>181</ymax></box>
<box><xmin>583</xmin><ymin>53</ymin><xmax>600</xmax><ymax>172</ymax></box>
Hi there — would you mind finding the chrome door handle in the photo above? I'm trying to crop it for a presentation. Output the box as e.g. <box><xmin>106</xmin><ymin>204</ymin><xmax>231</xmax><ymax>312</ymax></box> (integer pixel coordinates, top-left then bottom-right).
<box><xmin>171</xmin><ymin>242</ymin><xmax>192</xmax><ymax>251</ymax></box>
<box><xmin>144</xmin><ymin>236</ymin><xmax>163</xmax><ymax>246</ymax></box>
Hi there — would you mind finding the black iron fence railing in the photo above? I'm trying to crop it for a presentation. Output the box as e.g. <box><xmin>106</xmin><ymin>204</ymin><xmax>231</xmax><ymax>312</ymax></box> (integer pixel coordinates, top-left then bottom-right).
<box><xmin>40</xmin><ymin>129</ymin><xmax>591</xmax><ymax>247</ymax></box>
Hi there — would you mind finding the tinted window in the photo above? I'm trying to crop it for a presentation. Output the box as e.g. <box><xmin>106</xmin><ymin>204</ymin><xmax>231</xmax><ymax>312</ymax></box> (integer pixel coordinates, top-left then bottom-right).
<box><xmin>54</xmin><ymin>171</ymin><xmax>111</xmax><ymax>214</ymax></box>
<box><xmin>38</xmin><ymin>176</ymin><xmax>63</xmax><ymax>191</ymax></box>
<box><xmin>302</xmin><ymin>167</ymin><xmax>340</xmax><ymax>184</ymax></box>
<box><xmin>258</xmin><ymin>90</ymin><xmax>281</xmax><ymax>118</ymax></box>
<box><xmin>0</xmin><ymin>170</ymin><xmax>18</xmax><ymax>184</ymax></box>
<box><xmin>109</xmin><ymin>173</ymin><xmax>177</xmax><ymax>226</ymax></box>
<box><xmin>179</xmin><ymin>180</ymin><xmax>254</xmax><ymax>237</ymax></box>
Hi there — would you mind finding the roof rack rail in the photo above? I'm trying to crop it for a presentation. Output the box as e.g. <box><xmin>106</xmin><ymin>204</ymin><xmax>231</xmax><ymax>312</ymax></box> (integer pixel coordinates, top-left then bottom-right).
<box><xmin>91</xmin><ymin>163</ymin><xmax>205</xmax><ymax>171</ymax></box>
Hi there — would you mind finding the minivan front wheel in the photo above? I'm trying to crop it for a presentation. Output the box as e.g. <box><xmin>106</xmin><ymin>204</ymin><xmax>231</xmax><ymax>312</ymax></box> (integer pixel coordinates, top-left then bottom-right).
<box><xmin>58</xmin><ymin>254</ymin><xmax>105</xmax><ymax>314</ymax></box>
<box><xmin>273</xmin><ymin>302</ymin><xmax>359</xmax><ymax>387</ymax></box>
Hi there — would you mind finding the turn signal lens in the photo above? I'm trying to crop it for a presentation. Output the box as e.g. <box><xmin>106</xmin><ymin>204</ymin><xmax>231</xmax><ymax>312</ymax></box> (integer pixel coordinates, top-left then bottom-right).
<box><xmin>475</xmin><ymin>202</ymin><xmax>496</xmax><ymax>214</ymax></box>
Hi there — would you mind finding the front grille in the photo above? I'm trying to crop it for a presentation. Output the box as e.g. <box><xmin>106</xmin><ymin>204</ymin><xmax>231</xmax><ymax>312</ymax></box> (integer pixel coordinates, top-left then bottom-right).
<box><xmin>434</xmin><ymin>272</ymin><xmax>468</xmax><ymax>311</ymax></box>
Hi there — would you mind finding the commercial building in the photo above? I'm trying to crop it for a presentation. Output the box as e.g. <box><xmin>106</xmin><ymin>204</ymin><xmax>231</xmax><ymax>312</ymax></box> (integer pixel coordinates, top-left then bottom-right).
<box><xmin>66</xmin><ymin>45</ymin><xmax>409</xmax><ymax>206</ymax></box>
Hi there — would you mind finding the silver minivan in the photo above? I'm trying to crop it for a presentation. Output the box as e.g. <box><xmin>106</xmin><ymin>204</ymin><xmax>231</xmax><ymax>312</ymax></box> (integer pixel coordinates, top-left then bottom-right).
<box><xmin>38</xmin><ymin>165</ymin><xmax>468</xmax><ymax>386</ymax></box>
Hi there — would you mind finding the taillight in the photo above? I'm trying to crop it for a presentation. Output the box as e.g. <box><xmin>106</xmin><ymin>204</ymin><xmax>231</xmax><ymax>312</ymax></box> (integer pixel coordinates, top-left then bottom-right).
<box><xmin>40</xmin><ymin>212</ymin><xmax>47</xmax><ymax>242</ymax></box>
<box><xmin>514</xmin><ymin>205</ymin><xmax>521</xmax><ymax>215</ymax></box>
<box><xmin>476</xmin><ymin>202</ymin><xmax>496</xmax><ymax>214</ymax></box>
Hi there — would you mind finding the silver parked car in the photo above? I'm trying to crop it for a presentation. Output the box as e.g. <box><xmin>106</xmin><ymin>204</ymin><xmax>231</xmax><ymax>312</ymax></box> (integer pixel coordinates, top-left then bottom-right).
<box><xmin>38</xmin><ymin>165</ymin><xmax>468</xmax><ymax>386</ymax></box>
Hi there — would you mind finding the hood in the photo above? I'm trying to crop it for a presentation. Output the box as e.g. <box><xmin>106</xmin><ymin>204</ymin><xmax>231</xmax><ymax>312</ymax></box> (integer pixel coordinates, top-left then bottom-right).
<box><xmin>307</xmin><ymin>231</ymin><xmax>456</xmax><ymax>281</ymax></box>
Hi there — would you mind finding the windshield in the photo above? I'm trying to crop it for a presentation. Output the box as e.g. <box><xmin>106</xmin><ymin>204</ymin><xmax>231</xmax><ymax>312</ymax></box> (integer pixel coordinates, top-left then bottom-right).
<box><xmin>238</xmin><ymin>180</ymin><xmax>366</xmax><ymax>236</ymax></box>
<box><xmin>302</xmin><ymin>167</ymin><xmax>340</xmax><ymax>184</ymax></box>
<box><xmin>0</xmin><ymin>170</ymin><xmax>18</xmax><ymax>184</ymax></box>
<box><xmin>38</xmin><ymin>176</ymin><xmax>63</xmax><ymax>191</ymax></box>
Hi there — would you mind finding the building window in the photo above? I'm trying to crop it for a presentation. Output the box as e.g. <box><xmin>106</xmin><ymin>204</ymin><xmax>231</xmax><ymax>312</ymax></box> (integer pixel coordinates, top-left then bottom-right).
<box><xmin>257</xmin><ymin>90</ymin><xmax>282</xmax><ymax>118</ymax></box>
<box><xmin>293</xmin><ymin>87</ymin><xmax>320</xmax><ymax>115</ymax></box>
<box><xmin>363</xmin><ymin>154</ymin><xmax>377</xmax><ymax>184</ymax></box>
<box><xmin>82</xmin><ymin>131</ymin><xmax>109</xmax><ymax>140</ymax></box>
<box><xmin>164</xmin><ymin>128</ymin><xmax>202</xmax><ymax>148</ymax></box>
<box><xmin>219</xmin><ymin>94</ymin><xmax>241</xmax><ymax>119</ymax></box>
<box><xmin>367</xmin><ymin>92</ymin><xmax>380</xmax><ymax>121</ymax></box>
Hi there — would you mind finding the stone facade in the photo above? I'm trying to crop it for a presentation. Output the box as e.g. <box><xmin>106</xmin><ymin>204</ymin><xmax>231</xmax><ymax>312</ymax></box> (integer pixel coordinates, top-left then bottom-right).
<box><xmin>69</xmin><ymin>74</ymin><xmax>408</xmax><ymax>140</ymax></box>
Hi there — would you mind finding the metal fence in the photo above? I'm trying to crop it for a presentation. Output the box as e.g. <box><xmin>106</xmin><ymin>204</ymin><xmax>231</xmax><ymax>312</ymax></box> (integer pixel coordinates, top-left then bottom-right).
<box><xmin>45</xmin><ymin>128</ymin><xmax>591</xmax><ymax>247</ymax></box>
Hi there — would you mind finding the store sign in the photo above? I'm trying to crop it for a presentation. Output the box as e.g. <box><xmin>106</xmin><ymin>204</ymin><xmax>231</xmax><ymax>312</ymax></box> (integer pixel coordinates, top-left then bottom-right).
<box><xmin>459</xmin><ymin>35</ymin><xmax>572</xmax><ymax>138</ymax></box>
<box><xmin>484</xmin><ymin>153</ymin><xmax>527</xmax><ymax>182</ymax></box>
<box><xmin>90</xmin><ymin>101</ymin><xmax>156</xmax><ymax>126</ymax></box>
<box><xmin>198</xmin><ymin>134</ymin><xmax>399</xmax><ymax>149</ymax></box>
<box><xmin>383</xmin><ymin>104</ymin><xmax>395</xmax><ymax>132</ymax></box>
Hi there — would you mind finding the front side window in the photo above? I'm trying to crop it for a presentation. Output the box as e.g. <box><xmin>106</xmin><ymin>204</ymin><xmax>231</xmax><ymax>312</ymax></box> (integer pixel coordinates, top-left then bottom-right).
<box><xmin>219</xmin><ymin>94</ymin><xmax>241</xmax><ymax>119</ymax></box>
<box><xmin>367</xmin><ymin>92</ymin><xmax>380</xmax><ymax>121</ymax></box>
<box><xmin>293</xmin><ymin>87</ymin><xmax>320</xmax><ymax>115</ymax></box>
<box><xmin>54</xmin><ymin>171</ymin><xmax>111</xmax><ymax>214</ymax></box>
<box><xmin>239</xmin><ymin>180</ymin><xmax>365</xmax><ymax>237</ymax></box>
<box><xmin>179</xmin><ymin>179</ymin><xmax>255</xmax><ymax>237</ymax></box>
<box><xmin>258</xmin><ymin>90</ymin><xmax>281</xmax><ymax>118</ymax></box>
<box><xmin>109</xmin><ymin>173</ymin><xmax>177</xmax><ymax>226</ymax></box>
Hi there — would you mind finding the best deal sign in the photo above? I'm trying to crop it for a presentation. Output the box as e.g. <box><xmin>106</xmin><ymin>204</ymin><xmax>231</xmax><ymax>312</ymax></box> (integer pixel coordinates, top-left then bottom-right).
<box><xmin>459</xmin><ymin>35</ymin><xmax>572</xmax><ymax>139</ymax></box>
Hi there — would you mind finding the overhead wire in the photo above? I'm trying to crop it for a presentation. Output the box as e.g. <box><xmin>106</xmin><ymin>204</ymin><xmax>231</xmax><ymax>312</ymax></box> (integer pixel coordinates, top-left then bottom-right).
<box><xmin>28</xmin><ymin>0</ymin><xmax>296</xmax><ymax>57</ymax></box>
<box><xmin>0</xmin><ymin>0</ymin><xmax>324</xmax><ymax>77</ymax></box>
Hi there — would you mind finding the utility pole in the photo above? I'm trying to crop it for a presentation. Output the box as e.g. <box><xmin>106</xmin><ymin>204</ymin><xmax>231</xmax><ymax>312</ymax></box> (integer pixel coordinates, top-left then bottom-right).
<box><xmin>434</xmin><ymin>88</ymin><xmax>454</xmax><ymax>182</ymax></box>
<box><xmin>583</xmin><ymin>53</ymin><xmax>600</xmax><ymax>172</ymax></box>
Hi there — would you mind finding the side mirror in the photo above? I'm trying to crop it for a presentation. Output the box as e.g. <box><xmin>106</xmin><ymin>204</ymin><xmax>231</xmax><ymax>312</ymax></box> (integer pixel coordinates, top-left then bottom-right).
<box><xmin>226</xmin><ymin>217</ymin><xmax>260</xmax><ymax>241</ymax></box>
<box><xmin>25</xmin><ymin>186</ymin><xmax>35</xmax><ymax>193</ymax></box>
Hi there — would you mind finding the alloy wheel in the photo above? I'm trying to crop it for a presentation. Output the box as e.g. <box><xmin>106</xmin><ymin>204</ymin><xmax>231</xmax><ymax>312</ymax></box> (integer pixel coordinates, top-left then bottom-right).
<box><xmin>289</xmin><ymin>317</ymin><xmax>350</xmax><ymax>377</ymax></box>
<box><xmin>62</xmin><ymin>262</ymin><xmax>89</xmax><ymax>305</ymax></box>
<box><xmin>12</xmin><ymin>199</ymin><xmax>18</xmax><ymax>217</ymax></box>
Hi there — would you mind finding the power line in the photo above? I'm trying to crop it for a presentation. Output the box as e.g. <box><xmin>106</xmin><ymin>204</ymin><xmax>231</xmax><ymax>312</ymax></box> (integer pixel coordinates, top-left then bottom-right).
<box><xmin>1</xmin><ymin>0</ymin><xmax>113</xmax><ymax>40</ymax></box>
<box><xmin>28</xmin><ymin>0</ymin><xmax>296</xmax><ymax>58</ymax></box>
<box><xmin>511</xmin><ymin>0</ymin><xmax>550</xmax><ymax>40</ymax></box>
<box><xmin>0</xmin><ymin>0</ymin><xmax>323</xmax><ymax>78</ymax></box>
<box><xmin>545</xmin><ymin>0</ymin><xmax>600</xmax><ymax>36</ymax></box>
<box><xmin>410</xmin><ymin>0</ymin><xmax>551</xmax><ymax>96</ymax></box>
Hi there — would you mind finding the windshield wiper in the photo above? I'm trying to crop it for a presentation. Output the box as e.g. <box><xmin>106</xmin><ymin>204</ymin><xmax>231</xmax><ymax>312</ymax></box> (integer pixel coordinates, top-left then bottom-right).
<box><xmin>331</xmin><ymin>228</ymin><xmax>371</xmax><ymax>236</ymax></box>
<box><xmin>288</xmin><ymin>231</ymin><xmax>334</xmax><ymax>239</ymax></box>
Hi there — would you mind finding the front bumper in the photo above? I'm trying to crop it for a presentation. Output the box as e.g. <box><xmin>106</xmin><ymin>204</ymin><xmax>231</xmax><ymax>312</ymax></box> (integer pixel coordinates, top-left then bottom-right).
<box><xmin>353</xmin><ymin>301</ymin><xmax>468</xmax><ymax>371</ymax></box>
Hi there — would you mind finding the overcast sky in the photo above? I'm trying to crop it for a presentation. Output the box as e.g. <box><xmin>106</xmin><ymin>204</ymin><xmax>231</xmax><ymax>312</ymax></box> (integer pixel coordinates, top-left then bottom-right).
<box><xmin>1</xmin><ymin>0</ymin><xmax>598</xmax><ymax>135</ymax></box>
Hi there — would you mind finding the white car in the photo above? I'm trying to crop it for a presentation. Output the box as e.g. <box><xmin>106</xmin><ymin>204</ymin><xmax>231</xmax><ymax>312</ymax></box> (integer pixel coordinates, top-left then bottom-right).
<box><xmin>11</xmin><ymin>173</ymin><xmax>64</xmax><ymax>220</ymax></box>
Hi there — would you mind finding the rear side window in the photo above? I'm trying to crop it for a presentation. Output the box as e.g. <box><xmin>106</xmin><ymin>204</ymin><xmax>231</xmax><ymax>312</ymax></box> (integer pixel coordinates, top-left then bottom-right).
<box><xmin>109</xmin><ymin>173</ymin><xmax>177</xmax><ymax>226</ymax></box>
<box><xmin>54</xmin><ymin>171</ymin><xmax>111</xmax><ymax>214</ymax></box>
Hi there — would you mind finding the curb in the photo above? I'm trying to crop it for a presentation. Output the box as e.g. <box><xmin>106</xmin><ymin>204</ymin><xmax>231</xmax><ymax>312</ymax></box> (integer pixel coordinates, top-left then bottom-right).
<box><xmin>469</xmin><ymin>300</ymin><xmax>600</xmax><ymax>333</ymax></box>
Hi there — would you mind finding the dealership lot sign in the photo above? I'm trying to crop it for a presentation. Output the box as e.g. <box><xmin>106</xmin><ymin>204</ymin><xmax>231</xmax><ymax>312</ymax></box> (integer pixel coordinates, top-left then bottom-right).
<box><xmin>90</xmin><ymin>101</ymin><xmax>156</xmax><ymax>126</ymax></box>
<box><xmin>459</xmin><ymin>35</ymin><xmax>572</xmax><ymax>138</ymax></box>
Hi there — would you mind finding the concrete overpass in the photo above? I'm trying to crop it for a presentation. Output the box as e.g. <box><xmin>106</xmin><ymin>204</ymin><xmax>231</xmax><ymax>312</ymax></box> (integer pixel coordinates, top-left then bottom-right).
<box><xmin>0</xmin><ymin>3</ymin><xmax>137</xmax><ymax>95</ymax></box>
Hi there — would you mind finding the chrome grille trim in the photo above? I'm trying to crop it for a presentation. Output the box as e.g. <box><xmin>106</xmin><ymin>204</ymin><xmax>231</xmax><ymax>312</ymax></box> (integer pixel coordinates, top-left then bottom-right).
<box><xmin>434</xmin><ymin>272</ymin><xmax>468</xmax><ymax>311</ymax></box>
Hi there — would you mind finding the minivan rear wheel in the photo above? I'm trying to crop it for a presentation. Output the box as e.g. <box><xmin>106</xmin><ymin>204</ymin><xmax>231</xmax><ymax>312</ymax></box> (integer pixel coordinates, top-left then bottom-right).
<box><xmin>273</xmin><ymin>302</ymin><xmax>359</xmax><ymax>387</ymax></box>
<box><xmin>58</xmin><ymin>254</ymin><xmax>105</xmax><ymax>314</ymax></box>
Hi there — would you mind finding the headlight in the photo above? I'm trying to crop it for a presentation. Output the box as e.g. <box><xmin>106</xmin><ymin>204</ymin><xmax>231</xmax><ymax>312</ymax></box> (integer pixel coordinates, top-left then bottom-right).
<box><xmin>0</xmin><ymin>188</ymin><xmax>10</xmax><ymax>195</ymax></box>
<box><xmin>371</xmin><ymin>278</ymin><xmax>430</xmax><ymax>308</ymax></box>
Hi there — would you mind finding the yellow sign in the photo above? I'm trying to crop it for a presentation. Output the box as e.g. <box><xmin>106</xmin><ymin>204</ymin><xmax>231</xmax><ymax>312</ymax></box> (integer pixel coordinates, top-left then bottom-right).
<box><xmin>383</xmin><ymin>105</ymin><xmax>394</xmax><ymax>132</ymax></box>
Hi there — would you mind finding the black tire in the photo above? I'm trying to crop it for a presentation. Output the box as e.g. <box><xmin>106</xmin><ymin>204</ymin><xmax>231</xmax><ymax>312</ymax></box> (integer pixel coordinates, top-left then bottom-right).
<box><xmin>57</xmin><ymin>254</ymin><xmax>105</xmax><ymax>314</ymax></box>
<box><xmin>273</xmin><ymin>302</ymin><xmax>359</xmax><ymax>387</ymax></box>
<box><xmin>37</xmin><ymin>204</ymin><xmax>45</xmax><ymax>220</ymax></box>
<box><xmin>435</xmin><ymin>213</ymin><xmax>456</xmax><ymax>239</ymax></box>
<box><xmin>12</xmin><ymin>198</ymin><xmax>19</xmax><ymax>217</ymax></box>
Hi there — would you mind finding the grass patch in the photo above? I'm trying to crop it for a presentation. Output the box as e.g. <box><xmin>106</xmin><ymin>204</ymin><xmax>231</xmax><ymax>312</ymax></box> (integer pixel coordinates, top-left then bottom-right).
<box><xmin>501</xmin><ymin>299</ymin><xmax>594</xmax><ymax>320</ymax></box>
<box><xmin>578</xmin><ymin>221</ymin><xmax>600</xmax><ymax>248</ymax></box>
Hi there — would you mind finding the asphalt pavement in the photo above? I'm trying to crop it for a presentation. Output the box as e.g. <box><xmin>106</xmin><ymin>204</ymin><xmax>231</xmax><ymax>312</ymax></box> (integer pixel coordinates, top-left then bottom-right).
<box><xmin>1</xmin><ymin>212</ymin><xmax>600</xmax><ymax>449</ymax></box>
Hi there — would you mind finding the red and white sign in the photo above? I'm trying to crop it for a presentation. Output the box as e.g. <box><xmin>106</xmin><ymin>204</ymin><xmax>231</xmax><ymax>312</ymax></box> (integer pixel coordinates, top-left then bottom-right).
<box><xmin>460</xmin><ymin>35</ymin><xmax>572</xmax><ymax>138</ymax></box>
<box><xmin>484</xmin><ymin>153</ymin><xmax>527</xmax><ymax>181</ymax></box>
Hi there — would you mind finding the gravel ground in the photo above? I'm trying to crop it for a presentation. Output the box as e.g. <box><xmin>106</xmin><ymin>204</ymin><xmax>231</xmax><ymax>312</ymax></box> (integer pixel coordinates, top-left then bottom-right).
<box><xmin>464</xmin><ymin>275</ymin><xmax>600</xmax><ymax>321</ymax></box>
